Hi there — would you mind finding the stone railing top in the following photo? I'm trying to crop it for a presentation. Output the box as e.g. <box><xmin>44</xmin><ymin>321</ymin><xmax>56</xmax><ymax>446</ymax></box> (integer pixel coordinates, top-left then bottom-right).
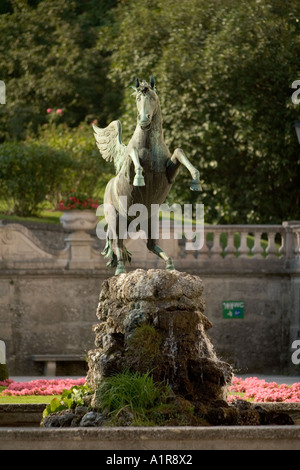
<box><xmin>0</xmin><ymin>219</ymin><xmax>299</xmax><ymax>272</ymax></box>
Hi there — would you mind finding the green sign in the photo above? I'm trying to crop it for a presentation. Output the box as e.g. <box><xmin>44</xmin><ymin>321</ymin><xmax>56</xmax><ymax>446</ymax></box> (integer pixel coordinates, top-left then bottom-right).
<box><xmin>222</xmin><ymin>301</ymin><xmax>244</xmax><ymax>319</ymax></box>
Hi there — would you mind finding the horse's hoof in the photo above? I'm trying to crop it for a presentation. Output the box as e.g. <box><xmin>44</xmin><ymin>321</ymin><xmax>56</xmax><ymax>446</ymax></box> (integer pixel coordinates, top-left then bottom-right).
<box><xmin>133</xmin><ymin>175</ymin><xmax>145</xmax><ymax>186</ymax></box>
<box><xmin>190</xmin><ymin>180</ymin><xmax>202</xmax><ymax>191</ymax></box>
<box><xmin>166</xmin><ymin>260</ymin><xmax>175</xmax><ymax>271</ymax></box>
<box><xmin>115</xmin><ymin>265</ymin><xmax>126</xmax><ymax>275</ymax></box>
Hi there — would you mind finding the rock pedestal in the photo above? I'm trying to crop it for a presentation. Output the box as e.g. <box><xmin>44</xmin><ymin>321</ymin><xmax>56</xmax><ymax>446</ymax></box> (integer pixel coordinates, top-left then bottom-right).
<box><xmin>42</xmin><ymin>268</ymin><xmax>295</xmax><ymax>427</ymax></box>
<box><xmin>87</xmin><ymin>269</ymin><xmax>233</xmax><ymax>405</ymax></box>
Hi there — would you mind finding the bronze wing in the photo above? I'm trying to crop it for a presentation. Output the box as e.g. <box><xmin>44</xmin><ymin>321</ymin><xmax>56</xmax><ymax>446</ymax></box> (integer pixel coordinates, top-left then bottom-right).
<box><xmin>92</xmin><ymin>120</ymin><xmax>126</xmax><ymax>173</ymax></box>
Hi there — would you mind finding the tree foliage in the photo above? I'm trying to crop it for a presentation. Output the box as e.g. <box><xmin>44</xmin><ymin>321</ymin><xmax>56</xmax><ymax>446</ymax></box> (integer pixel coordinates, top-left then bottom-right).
<box><xmin>105</xmin><ymin>0</ymin><xmax>300</xmax><ymax>223</ymax></box>
<box><xmin>0</xmin><ymin>140</ymin><xmax>73</xmax><ymax>216</ymax></box>
<box><xmin>1</xmin><ymin>0</ymin><xmax>300</xmax><ymax>223</ymax></box>
<box><xmin>31</xmin><ymin>122</ymin><xmax>115</xmax><ymax>200</ymax></box>
<box><xmin>0</xmin><ymin>0</ymin><xmax>119</xmax><ymax>140</ymax></box>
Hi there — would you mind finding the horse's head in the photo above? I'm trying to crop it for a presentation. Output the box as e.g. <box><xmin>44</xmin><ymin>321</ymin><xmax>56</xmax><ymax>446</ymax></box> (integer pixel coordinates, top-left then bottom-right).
<box><xmin>134</xmin><ymin>76</ymin><xmax>159</xmax><ymax>130</ymax></box>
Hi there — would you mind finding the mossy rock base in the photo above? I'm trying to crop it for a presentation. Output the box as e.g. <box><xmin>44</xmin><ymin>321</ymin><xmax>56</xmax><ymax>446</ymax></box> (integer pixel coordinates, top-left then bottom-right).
<box><xmin>87</xmin><ymin>269</ymin><xmax>233</xmax><ymax>405</ymax></box>
<box><xmin>42</xmin><ymin>394</ymin><xmax>294</xmax><ymax>427</ymax></box>
<box><xmin>45</xmin><ymin>268</ymin><xmax>292</xmax><ymax>429</ymax></box>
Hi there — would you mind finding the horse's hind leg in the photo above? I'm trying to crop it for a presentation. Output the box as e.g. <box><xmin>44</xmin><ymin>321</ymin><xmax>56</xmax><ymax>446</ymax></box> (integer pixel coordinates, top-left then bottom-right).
<box><xmin>114</xmin><ymin>219</ymin><xmax>132</xmax><ymax>275</ymax></box>
<box><xmin>147</xmin><ymin>238</ymin><xmax>175</xmax><ymax>271</ymax></box>
<box><xmin>102</xmin><ymin>231</ymin><xmax>126</xmax><ymax>275</ymax></box>
<box><xmin>115</xmin><ymin>239</ymin><xmax>126</xmax><ymax>275</ymax></box>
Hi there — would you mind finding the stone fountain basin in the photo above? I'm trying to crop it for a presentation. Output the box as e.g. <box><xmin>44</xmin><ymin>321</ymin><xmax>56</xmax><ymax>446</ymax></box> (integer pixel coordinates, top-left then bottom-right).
<box><xmin>1</xmin><ymin>403</ymin><xmax>300</xmax><ymax>450</ymax></box>
<box><xmin>1</xmin><ymin>402</ymin><xmax>300</xmax><ymax>427</ymax></box>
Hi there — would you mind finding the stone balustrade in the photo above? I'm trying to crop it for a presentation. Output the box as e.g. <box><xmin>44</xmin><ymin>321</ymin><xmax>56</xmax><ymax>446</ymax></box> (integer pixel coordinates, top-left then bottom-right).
<box><xmin>0</xmin><ymin>219</ymin><xmax>299</xmax><ymax>271</ymax></box>
<box><xmin>182</xmin><ymin>224</ymin><xmax>285</xmax><ymax>259</ymax></box>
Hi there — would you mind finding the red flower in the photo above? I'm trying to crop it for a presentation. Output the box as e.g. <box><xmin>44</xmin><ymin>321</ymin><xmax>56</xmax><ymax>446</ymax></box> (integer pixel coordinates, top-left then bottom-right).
<box><xmin>58</xmin><ymin>192</ymin><xmax>99</xmax><ymax>211</ymax></box>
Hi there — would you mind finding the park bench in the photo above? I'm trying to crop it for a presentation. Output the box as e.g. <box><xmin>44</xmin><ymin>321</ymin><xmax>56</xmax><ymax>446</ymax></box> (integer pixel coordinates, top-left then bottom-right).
<box><xmin>31</xmin><ymin>354</ymin><xmax>86</xmax><ymax>376</ymax></box>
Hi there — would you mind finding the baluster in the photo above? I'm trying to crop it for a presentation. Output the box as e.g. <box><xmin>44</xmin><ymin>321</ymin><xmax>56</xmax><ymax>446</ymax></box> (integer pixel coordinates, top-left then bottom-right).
<box><xmin>282</xmin><ymin>222</ymin><xmax>300</xmax><ymax>262</ymax></box>
<box><xmin>294</xmin><ymin>230</ymin><xmax>300</xmax><ymax>257</ymax></box>
<box><xmin>278</xmin><ymin>232</ymin><xmax>285</xmax><ymax>257</ymax></box>
<box><xmin>238</xmin><ymin>231</ymin><xmax>249</xmax><ymax>258</ymax></box>
<box><xmin>178</xmin><ymin>239</ymin><xmax>185</xmax><ymax>259</ymax></box>
<box><xmin>211</xmin><ymin>231</ymin><xmax>223</xmax><ymax>258</ymax></box>
<box><xmin>185</xmin><ymin>249</ymin><xmax>196</xmax><ymax>260</ymax></box>
<box><xmin>251</xmin><ymin>231</ymin><xmax>264</xmax><ymax>258</ymax></box>
<box><xmin>205</xmin><ymin>231</ymin><xmax>213</xmax><ymax>258</ymax></box>
<box><xmin>184</xmin><ymin>233</ymin><xmax>196</xmax><ymax>260</ymax></box>
<box><xmin>266</xmin><ymin>231</ymin><xmax>278</xmax><ymax>258</ymax></box>
<box><xmin>185</xmin><ymin>228</ymin><xmax>205</xmax><ymax>259</ymax></box>
<box><xmin>0</xmin><ymin>225</ymin><xmax>3</xmax><ymax>262</ymax></box>
<box><xmin>224</xmin><ymin>231</ymin><xmax>236</xmax><ymax>258</ymax></box>
<box><xmin>198</xmin><ymin>232</ymin><xmax>210</xmax><ymax>259</ymax></box>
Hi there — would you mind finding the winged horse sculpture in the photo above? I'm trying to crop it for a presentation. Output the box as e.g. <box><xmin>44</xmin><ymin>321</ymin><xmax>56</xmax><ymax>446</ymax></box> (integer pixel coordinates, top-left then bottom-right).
<box><xmin>92</xmin><ymin>76</ymin><xmax>202</xmax><ymax>275</ymax></box>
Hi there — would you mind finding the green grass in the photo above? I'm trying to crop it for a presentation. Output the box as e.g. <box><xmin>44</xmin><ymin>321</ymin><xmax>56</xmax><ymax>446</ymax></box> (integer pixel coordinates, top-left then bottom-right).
<box><xmin>0</xmin><ymin>395</ymin><xmax>58</xmax><ymax>404</ymax></box>
<box><xmin>97</xmin><ymin>370</ymin><xmax>170</xmax><ymax>416</ymax></box>
<box><xmin>93</xmin><ymin>371</ymin><xmax>206</xmax><ymax>426</ymax></box>
<box><xmin>0</xmin><ymin>197</ymin><xmax>63</xmax><ymax>224</ymax></box>
<box><xmin>0</xmin><ymin>210</ymin><xmax>63</xmax><ymax>225</ymax></box>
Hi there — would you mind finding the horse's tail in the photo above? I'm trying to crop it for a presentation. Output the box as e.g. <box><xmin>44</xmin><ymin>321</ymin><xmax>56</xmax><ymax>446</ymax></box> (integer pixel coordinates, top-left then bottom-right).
<box><xmin>101</xmin><ymin>233</ymin><xmax>132</xmax><ymax>268</ymax></box>
<box><xmin>101</xmin><ymin>235</ymin><xmax>117</xmax><ymax>268</ymax></box>
<box><xmin>121</xmin><ymin>244</ymin><xmax>132</xmax><ymax>265</ymax></box>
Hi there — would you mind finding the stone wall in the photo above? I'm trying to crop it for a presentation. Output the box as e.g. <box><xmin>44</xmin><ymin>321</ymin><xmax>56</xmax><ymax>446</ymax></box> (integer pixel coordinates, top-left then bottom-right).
<box><xmin>0</xmin><ymin>218</ymin><xmax>300</xmax><ymax>376</ymax></box>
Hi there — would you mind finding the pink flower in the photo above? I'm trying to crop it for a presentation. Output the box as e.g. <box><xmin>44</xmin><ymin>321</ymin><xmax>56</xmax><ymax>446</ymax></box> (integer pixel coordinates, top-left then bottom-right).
<box><xmin>228</xmin><ymin>376</ymin><xmax>300</xmax><ymax>403</ymax></box>
<box><xmin>0</xmin><ymin>379</ymin><xmax>14</xmax><ymax>387</ymax></box>
<box><xmin>0</xmin><ymin>377</ymin><xmax>86</xmax><ymax>396</ymax></box>
<box><xmin>56</xmin><ymin>108</ymin><xmax>63</xmax><ymax>115</ymax></box>
<box><xmin>46</xmin><ymin>108</ymin><xmax>52</xmax><ymax>113</ymax></box>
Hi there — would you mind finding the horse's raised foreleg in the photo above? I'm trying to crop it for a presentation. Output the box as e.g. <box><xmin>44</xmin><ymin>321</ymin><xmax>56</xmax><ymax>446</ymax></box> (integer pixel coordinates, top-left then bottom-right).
<box><xmin>147</xmin><ymin>238</ymin><xmax>175</xmax><ymax>271</ymax></box>
<box><xmin>168</xmin><ymin>148</ymin><xmax>202</xmax><ymax>191</ymax></box>
<box><xmin>130</xmin><ymin>148</ymin><xmax>145</xmax><ymax>186</ymax></box>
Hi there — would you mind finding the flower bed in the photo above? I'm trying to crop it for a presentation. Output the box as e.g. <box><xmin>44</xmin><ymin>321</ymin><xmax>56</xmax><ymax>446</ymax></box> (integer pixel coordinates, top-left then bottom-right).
<box><xmin>229</xmin><ymin>376</ymin><xmax>300</xmax><ymax>403</ymax></box>
<box><xmin>58</xmin><ymin>192</ymin><xmax>99</xmax><ymax>211</ymax></box>
<box><xmin>1</xmin><ymin>376</ymin><xmax>300</xmax><ymax>402</ymax></box>
<box><xmin>0</xmin><ymin>378</ymin><xmax>85</xmax><ymax>396</ymax></box>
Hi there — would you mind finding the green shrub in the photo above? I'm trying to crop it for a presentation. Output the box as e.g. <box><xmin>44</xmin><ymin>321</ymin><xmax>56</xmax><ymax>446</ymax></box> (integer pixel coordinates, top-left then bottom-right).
<box><xmin>32</xmin><ymin>123</ymin><xmax>114</xmax><ymax>201</ymax></box>
<box><xmin>42</xmin><ymin>383</ymin><xmax>92</xmax><ymax>420</ymax></box>
<box><xmin>0</xmin><ymin>141</ymin><xmax>73</xmax><ymax>216</ymax></box>
<box><xmin>0</xmin><ymin>363</ymin><xmax>9</xmax><ymax>381</ymax></box>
